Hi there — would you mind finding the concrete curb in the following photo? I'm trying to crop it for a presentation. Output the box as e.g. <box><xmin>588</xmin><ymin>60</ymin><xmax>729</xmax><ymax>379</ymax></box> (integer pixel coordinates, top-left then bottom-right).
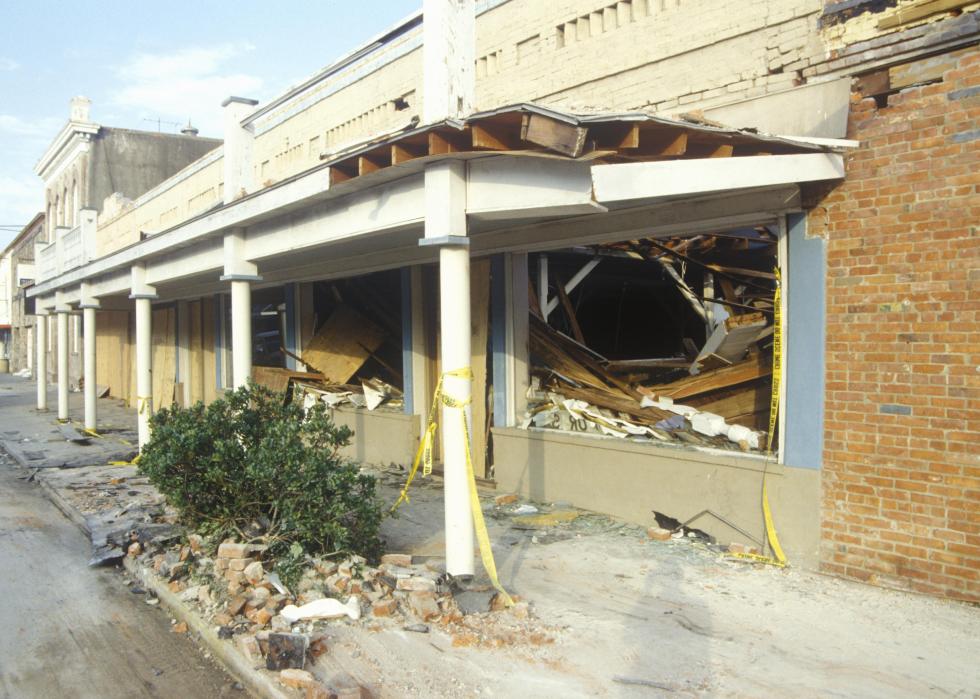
<box><xmin>29</xmin><ymin>467</ymin><xmax>292</xmax><ymax>699</ymax></box>
<box><xmin>123</xmin><ymin>557</ymin><xmax>292</xmax><ymax>699</ymax></box>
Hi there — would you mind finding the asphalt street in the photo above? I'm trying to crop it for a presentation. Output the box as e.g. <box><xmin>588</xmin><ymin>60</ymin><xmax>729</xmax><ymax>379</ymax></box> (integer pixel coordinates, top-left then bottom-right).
<box><xmin>0</xmin><ymin>446</ymin><xmax>240</xmax><ymax>698</ymax></box>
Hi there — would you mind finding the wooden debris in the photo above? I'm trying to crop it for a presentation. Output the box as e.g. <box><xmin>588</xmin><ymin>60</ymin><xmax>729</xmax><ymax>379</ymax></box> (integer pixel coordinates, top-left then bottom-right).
<box><xmin>301</xmin><ymin>305</ymin><xmax>386</xmax><ymax>384</ymax></box>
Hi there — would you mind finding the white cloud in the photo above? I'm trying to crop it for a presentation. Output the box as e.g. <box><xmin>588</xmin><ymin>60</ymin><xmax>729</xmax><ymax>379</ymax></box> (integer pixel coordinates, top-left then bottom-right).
<box><xmin>0</xmin><ymin>114</ymin><xmax>61</xmax><ymax>138</ymax></box>
<box><xmin>0</xmin><ymin>175</ymin><xmax>44</xmax><ymax>230</ymax></box>
<box><xmin>0</xmin><ymin>58</ymin><xmax>18</xmax><ymax>72</ymax></box>
<box><xmin>111</xmin><ymin>42</ymin><xmax>262</xmax><ymax>135</ymax></box>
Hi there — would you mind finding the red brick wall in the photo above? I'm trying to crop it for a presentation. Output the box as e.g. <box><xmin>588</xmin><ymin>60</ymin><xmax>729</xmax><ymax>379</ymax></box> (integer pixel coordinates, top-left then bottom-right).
<box><xmin>818</xmin><ymin>47</ymin><xmax>980</xmax><ymax>603</ymax></box>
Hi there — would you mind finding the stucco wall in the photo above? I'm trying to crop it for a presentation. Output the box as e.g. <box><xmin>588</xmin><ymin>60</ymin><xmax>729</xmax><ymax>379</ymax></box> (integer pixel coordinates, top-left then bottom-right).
<box><xmin>96</xmin><ymin>152</ymin><xmax>224</xmax><ymax>256</ymax></box>
<box><xmin>492</xmin><ymin>426</ymin><xmax>821</xmax><ymax>567</ymax></box>
<box><xmin>330</xmin><ymin>407</ymin><xmax>421</xmax><ymax>467</ymax></box>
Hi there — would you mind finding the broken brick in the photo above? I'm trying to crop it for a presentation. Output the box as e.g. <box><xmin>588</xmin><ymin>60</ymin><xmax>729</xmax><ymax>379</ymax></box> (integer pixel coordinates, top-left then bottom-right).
<box><xmin>228</xmin><ymin>557</ymin><xmax>255</xmax><ymax>572</ymax></box>
<box><xmin>306</xmin><ymin>683</ymin><xmax>337</xmax><ymax>699</ymax></box>
<box><xmin>647</xmin><ymin>527</ymin><xmax>673</xmax><ymax>541</ymax></box>
<box><xmin>494</xmin><ymin>493</ymin><xmax>518</xmax><ymax>506</ymax></box>
<box><xmin>279</xmin><ymin>668</ymin><xmax>316</xmax><ymax>689</ymax></box>
<box><xmin>244</xmin><ymin>560</ymin><xmax>264</xmax><ymax>585</ymax></box>
<box><xmin>407</xmin><ymin>592</ymin><xmax>441</xmax><ymax>621</ymax></box>
<box><xmin>227</xmin><ymin>595</ymin><xmax>248</xmax><ymax>616</ymax></box>
<box><xmin>171</xmin><ymin>621</ymin><xmax>188</xmax><ymax>634</ymax></box>
<box><xmin>218</xmin><ymin>542</ymin><xmax>249</xmax><ymax>559</ymax></box>
<box><xmin>371</xmin><ymin>599</ymin><xmax>399</xmax><ymax>617</ymax></box>
<box><xmin>380</xmin><ymin>553</ymin><xmax>412</xmax><ymax>567</ymax></box>
<box><xmin>213</xmin><ymin>612</ymin><xmax>234</xmax><ymax>626</ymax></box>
<box><xmin>237</xmin><ymin>634</ymin><xmax>264</xmax><ymax>668</ymax></box>
<box><xmin>308</xmin><ymin>634</ymin><xmax>329</xmax><ymax>659</ymax></box>
<box><xmin>396</xmin><ymin>577</ymin><xmax>436</xmax><ymax>592</ymax></box>
<box><xmin>187</xmin><ymin>534</ymin><xmax>203</xmax><ymax>552</ymax></box>
<box><xmin>127</xmin><ymin>541</ymin><xmax>141</xmax><ymax>557</ymax></box>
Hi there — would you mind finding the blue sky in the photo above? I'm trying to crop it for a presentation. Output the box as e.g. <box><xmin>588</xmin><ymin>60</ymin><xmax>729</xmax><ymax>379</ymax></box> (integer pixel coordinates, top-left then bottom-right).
<box><xmin>0</xmin><ymin>0</ymin><xmax>420</xmax><ymax>248</ymax></box>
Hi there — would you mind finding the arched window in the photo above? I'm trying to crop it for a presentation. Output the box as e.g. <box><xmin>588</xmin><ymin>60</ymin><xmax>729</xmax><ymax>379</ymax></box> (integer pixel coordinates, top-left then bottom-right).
<box><xmin>71</xmin><ymin>180</ymin><xmax>79</xmax><ymax>227</ymax></box>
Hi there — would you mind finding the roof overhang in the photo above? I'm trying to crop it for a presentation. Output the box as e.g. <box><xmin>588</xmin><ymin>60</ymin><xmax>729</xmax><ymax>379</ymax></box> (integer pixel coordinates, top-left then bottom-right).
<box><xmin>29</xmin><ymin>104</ymin><xmax>847</xmax><ymax>305</ymax></box>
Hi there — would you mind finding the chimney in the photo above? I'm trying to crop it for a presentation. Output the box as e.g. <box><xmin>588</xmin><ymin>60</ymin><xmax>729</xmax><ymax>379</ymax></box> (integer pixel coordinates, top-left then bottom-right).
<box><xmin>181</xmin><ymin>120</ymin><xmax>199</xmax><ymax>137</ymax></box>
<box><xmin>70</xmin><ymin>96</ymin><xmax>92</xmax><ymax>123</ymax></box>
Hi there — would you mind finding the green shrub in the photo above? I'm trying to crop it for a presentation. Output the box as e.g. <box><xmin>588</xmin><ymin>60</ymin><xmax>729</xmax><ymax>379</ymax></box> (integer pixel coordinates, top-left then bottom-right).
<box><xmin>139</xmin><ymin>382</ymin><xmax>383</xmax><ymax>582</ymax></box>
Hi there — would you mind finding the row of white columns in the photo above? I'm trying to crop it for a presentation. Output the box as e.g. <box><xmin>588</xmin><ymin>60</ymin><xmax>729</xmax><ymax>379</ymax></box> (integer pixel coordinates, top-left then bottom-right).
<box><xmin>35</xmin><ymin>267</ymin><xmax>255</xmax><ymax>450</ymax></box>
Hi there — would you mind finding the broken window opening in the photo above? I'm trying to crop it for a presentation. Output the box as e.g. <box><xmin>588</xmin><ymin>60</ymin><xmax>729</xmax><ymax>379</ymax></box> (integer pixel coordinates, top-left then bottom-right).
<box><xmin>275</xmin><ymin>269</ymin><xmax>406</xmax><ymax>413</ymax></box>
<box><xmin>524</xmin><ymin>226</ymin><xmax>780</xmax><ymax>455</ymax></box>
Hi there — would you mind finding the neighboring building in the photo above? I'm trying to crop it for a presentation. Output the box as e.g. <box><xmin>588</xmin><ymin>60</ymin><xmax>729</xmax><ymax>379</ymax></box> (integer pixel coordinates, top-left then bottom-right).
<box><xmin>25</xmin><ymin>0</ymin><xmax>979</xmax><ymax>602</ymax></box>
<box><xmin>30</xmin><ymin>97</ymin><xmax>221</xmax><ymax>388</ymax></box>
<box><xmin>0</xmin><ymin>213</ymin><xmax>45</xmax><ymax>374</ymax></box>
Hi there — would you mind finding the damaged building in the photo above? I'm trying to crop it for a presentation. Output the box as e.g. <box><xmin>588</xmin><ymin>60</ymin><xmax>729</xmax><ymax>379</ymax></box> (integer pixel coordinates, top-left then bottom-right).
<box><xmin>17</xmin><ymin>0</ymin><xmax>980</xmax><ymax>603</ymax></box>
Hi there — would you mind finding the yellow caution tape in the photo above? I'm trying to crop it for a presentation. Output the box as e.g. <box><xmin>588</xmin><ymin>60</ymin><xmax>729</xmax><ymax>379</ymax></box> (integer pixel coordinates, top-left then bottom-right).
<box><xmin>81</xmin><ymin>427</ymin><xmax>101</xmax><ymax>438</ymax></box>
<box><xmin>760</xmin><ymin>267</ymin><xmax>787</xmax><ymax>566</ymax></box>
<box><xmin>137</xmin><ymin>396</ymin><xmax>152</xmax><ymax>415</ymax></box>
<box><xmin>393</xmin><ymin>367</ymin><xmax>514</xmax><ymax>607</ymax></box>
<box><xmin>726</xmin><ymin>551</ymin><xmax>786</xmax><ymax>568</ymax></box>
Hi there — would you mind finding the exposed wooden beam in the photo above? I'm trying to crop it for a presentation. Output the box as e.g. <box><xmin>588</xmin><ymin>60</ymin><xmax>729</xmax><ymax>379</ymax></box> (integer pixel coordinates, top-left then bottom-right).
<box><xmin>428</xmin><ymin>129</ymin><xmax>468</xmax><ymax>155</ymax></box>
<box><xmin>589</xmin><ymin>123</ymin><xmax>640</xmax><ymax>150</ymax></box>
<box><xmin>471</xmin><ymin>122</ymin><xmax>519</xmax><ymax>150</ymax></box>
<box><xmin>520</xmin><ymin>113</ymin><xmax>589</xmax><ymax>157</ymax></box>
<box><xmin>357</xmin><ymin>154</ymin><xmax>386</xmax><ymax>177</ymax></box>
<box><xmin>686</xmin><ymin>141</ymin><xmax>734</xmax><ymax>158</ymax></box>
<box><xmin>878</xmin><ymin>0</ymin><xmax>971</xmax><ymax>29</ymax></box>
<box><xmin>391</xmin><ymin>142</ymin><xmax>425</xmax><ymax>165</ymax></box>
<box><xmin>328</xmin><ymin>165</ymin><xmax>355</xmax><ymax>186</ymax></box>
<box><xmin>636</xmin><ymin>129</ymin><xmax>688</xmax><ymax>156</ymax></box>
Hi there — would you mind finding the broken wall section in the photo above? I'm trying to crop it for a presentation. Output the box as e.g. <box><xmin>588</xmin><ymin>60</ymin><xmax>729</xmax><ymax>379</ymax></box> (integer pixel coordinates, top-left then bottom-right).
<box><xmin>524</xmin><ymin>229</ymin><xmax>779</xmax><ymax>454</ymax></box>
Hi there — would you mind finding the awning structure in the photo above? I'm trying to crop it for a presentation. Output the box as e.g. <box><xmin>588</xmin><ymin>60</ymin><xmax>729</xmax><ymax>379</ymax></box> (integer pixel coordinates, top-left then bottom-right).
<box><xmin>28</xmin><ymin>103</ymin><xmax>848</xmax><ymax>309</ymax></box>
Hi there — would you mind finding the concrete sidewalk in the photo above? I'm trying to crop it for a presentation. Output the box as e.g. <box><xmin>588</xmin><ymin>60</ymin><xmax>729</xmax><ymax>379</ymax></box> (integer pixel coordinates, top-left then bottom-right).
<box><xmin>2</xmin><ymin>373</ymin><xmax>978</xmax><ymax>698</ymax></box>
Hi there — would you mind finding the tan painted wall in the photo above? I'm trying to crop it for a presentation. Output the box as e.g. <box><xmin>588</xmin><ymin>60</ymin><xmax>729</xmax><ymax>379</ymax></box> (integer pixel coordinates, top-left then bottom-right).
<box><xmin>492</xmin><ymin>426</ymin><xmax>821</xmax><ymax>568</ymax></box>
<box><xmin>92</xmin><ymin>0</ymin><xmax>830</xmax><ymax>257</ymax></box>
<box><xmin>330</xmin><ymin>407</ymin><xmax>421</xmax><ymax>467</ymax></box>
<box><xmin>96</xmin><ymin>154</ymin><xmax>224</xmax><ymax>256</ymax></box>
<box><xmin>475</xmin><ymin>0</ymin><xmax>824</xmax><ymax>113</ymax></box>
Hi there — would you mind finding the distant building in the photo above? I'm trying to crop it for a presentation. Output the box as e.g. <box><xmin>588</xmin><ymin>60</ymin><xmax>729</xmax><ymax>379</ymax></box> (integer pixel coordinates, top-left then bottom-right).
<box><xmin>0</xmin><ymin>213</ymin><xmax>45</xmax><ymax>373</ymax></box>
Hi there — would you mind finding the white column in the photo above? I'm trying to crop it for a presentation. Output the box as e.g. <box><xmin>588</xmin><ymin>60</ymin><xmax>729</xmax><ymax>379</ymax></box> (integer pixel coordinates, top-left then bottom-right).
<box><xmin>56</xmin><ymin>310</ymin><xmax>69</xmax><ymax>421</ymax></box>
<box><xmin>221</xmin><ymin>96</ymin><xmax>258</xmax><ymax>204</ymax></box>
<box><xmin>438</xmin><ymin>242</ymin><xmax>474</xmax><ymax>577</ymax></box>
<box><xmin>36</xmin><ymin>313</ymin><xmax>48</xmax><ymax>411</ymax></box>
<box><xmin>422</xmin><ymin>159</ymin><xmax>474</xmax><ymax>577</ymax></box>
<box><xmin>423</xmin><ymin>0</ymin><xmax>475</xmax><ymax>123</ymax></box>
<box><xmin>222</xmin><ymin>228</ymin><xmax>259</xmax><ymax>389</ymax></box>
<box><xmin>82</xmin><ymin>306</ymin><xmax>98</xmax><ymax>431</ymax></box>
<box><xmin>230</xmin><ymin>279</ymin><xmax>252</xmax><ymax>388</ymax></box>
<box><xmin>131</xmin><ymin>264</ymin><xmax>157</xmax><ymax>449</ymax></box>
<box><xmin>135</xmin><ymin>297</ymin><xmax>152</xmax><ymax>448</ymax></box>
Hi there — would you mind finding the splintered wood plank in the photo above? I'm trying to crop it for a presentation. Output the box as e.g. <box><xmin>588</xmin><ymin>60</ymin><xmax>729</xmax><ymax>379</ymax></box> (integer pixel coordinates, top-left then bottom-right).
<box><xmin>644</xmin><ymin>352</ymin><xmax>771</xmax><ymax>401</ymax></box>
<box><xmin>878</xmin><ymin>0</ymin><xmax>969</xmax><ymax>29</ymax></box>
<box><xmin>555</xmin><ymin>277</ymin><xmax>585</xmax><ymax>344</ymax></box>
<box><xmin>301</xmin><ymin>304</ymin><xmax>386</xmax><ymax>384</ymax></box>
<box><xmin>470</xmin><ymin>258</ymin><xmax>491</xmax><ymax>478</ymax></box>
<box><xmin>251</xmin><ymin>366</ymin><xmax>326</xmax><ymax>394</ymax></box>
<box><xmin>520</xmin><ymin>113</ymin><xmax>588</xmax><ymax>157</ymax></box>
